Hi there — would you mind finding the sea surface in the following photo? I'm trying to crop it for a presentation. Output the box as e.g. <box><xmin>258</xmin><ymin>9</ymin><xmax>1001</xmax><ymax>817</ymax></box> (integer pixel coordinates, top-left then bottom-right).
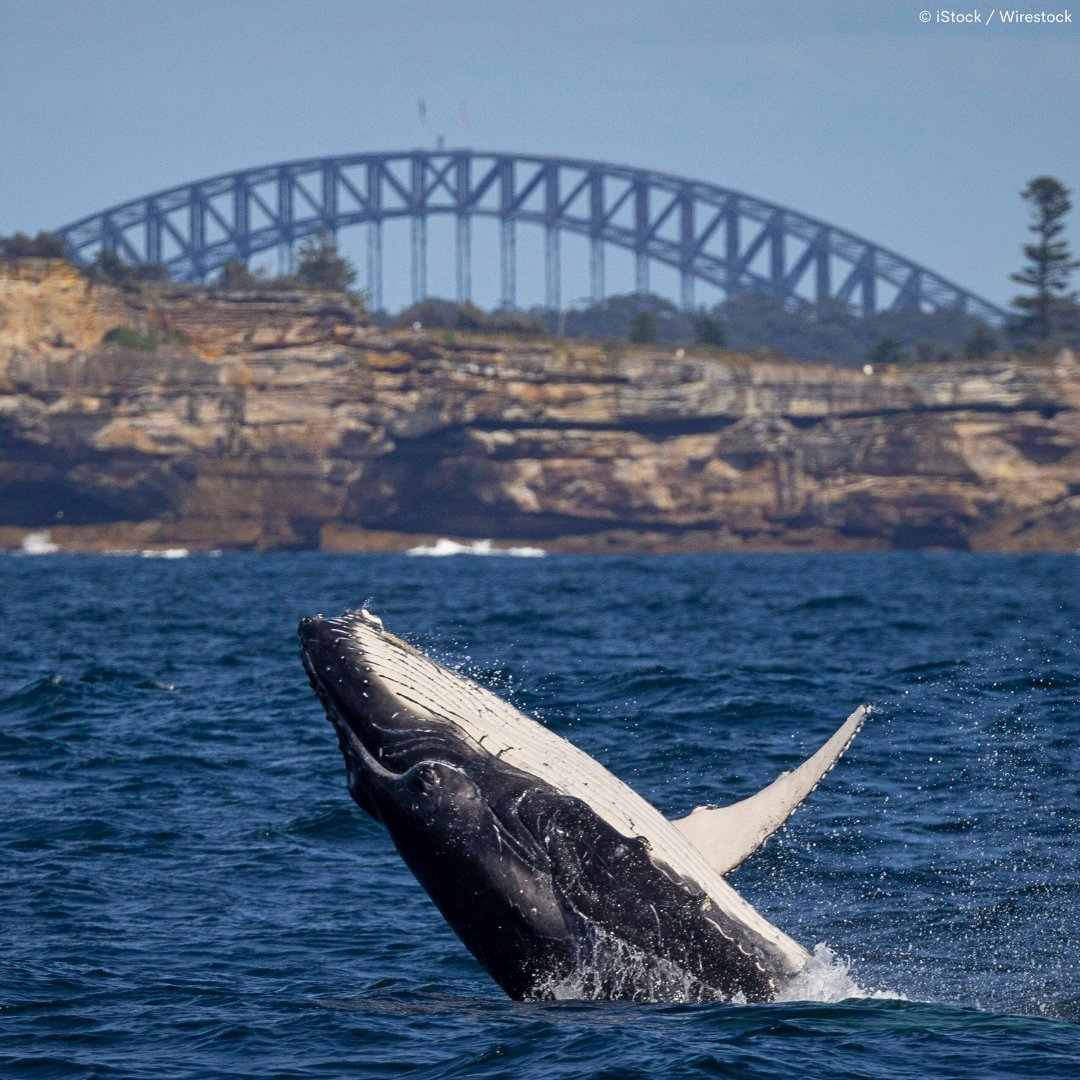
<box><xmin>2</xmin><ymin>551</ymin><xmax>1077</xmax><ymax>1078</ymax></box>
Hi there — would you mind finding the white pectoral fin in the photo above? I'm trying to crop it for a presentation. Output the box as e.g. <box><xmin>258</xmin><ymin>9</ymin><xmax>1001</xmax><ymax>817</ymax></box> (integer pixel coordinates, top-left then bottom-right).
<box><xmin>673</xmin><ymin>704</ymin><xmax>871</xmax><ymax>876</ymax></box>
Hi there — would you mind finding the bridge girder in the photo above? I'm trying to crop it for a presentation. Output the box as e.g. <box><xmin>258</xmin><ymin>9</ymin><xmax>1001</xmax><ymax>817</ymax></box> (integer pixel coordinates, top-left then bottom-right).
<box><xmin>54</xmin><ymin>150</ymin><xmax>1006</xmax><ymax>323</ymax></box>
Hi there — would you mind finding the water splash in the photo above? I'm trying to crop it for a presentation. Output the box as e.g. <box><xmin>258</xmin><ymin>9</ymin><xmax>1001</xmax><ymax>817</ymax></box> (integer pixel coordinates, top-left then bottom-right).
<box><xmin>527</xmin><ymin>925</ymin><xmax>720</xmax><ymax>1004</ymax></box>
<box><xmin>20</xmin><ymin>531</ymin><xmax>60</xmax><ymax>555</ymax></box>
<box><xmin>774</xmin><ymin>944</ymin><xmax>904</xmax><ymax>1003</ymax></box>
<box><xmin>528</xmin><ymin>935</ymin><xmax>903</xmax><ymax>1006</ymax></box>
<box><xmin>407</xmin><ymin>538</ymin><xmax>546</xmax><ymax>557</ymax></box>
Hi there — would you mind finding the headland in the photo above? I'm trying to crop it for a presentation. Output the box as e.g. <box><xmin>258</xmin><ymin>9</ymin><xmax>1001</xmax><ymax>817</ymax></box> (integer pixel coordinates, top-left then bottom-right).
<box><xmin>1</xmin><ymin>259</ymin><xmax>1077</xmax><ymax>553</ymax></box>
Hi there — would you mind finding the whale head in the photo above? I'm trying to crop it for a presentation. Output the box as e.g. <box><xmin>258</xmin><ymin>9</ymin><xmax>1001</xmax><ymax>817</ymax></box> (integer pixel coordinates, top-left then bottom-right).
<box><xmin>299</xmin><ymin>609</ymin><xmax>579</xmax><ymax>996</ymax></box>
<box><xmin>299</xmin><ymin>609</ymin><xmax>423</xmax><ymax>820</ymax></box>
<box><xmin>299</xmin><ymin>610</ymin><xmax>492</xmax><ymax>825</ymax></box>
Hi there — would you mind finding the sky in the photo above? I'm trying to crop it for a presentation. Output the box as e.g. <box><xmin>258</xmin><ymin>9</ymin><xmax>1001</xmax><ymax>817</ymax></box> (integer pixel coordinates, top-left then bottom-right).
<box><xmin>1</xmin><ymin>0</ymin><xmax>1077</xmax><ymax>312</ymax></box>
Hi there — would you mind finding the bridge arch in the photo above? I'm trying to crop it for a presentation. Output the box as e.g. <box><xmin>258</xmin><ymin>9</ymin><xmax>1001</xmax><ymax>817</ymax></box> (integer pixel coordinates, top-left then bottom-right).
<box><xmin>54</xmin><ymin>150</ymin><xmax>1006</xmax><ymax>322</ymax></box>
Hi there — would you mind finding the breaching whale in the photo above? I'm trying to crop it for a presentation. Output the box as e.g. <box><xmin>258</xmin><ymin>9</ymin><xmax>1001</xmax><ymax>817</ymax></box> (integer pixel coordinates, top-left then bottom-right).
<box><xmin>299</xmin><ymin>608</ymin><xmax>868</xmax><ymax>1003</ymax></box>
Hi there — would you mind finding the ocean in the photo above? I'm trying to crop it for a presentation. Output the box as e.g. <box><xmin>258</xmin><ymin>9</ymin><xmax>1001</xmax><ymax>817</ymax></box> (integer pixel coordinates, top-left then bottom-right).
<box><xmin>2</xmin><ymin>551</ymin><xmax>1077</xmax><ymax>1078</ymax></box>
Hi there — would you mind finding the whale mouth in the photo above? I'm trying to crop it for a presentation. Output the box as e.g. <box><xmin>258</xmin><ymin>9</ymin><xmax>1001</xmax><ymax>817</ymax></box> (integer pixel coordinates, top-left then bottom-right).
<box><xmin>300</xmin><ymin>611</ymin><xmax>407</xmax><ymax>820</ymax></box>
<box><xmin>298</xmin><ymin>612</ymin><xmax>374</xmax><ymax>738</ymax></box>
<box><xmin>299</xmin><ymin>608</ymin><xmax>381</xmax><ymax>651</ymax></box>
<box><xmin>298</xmin><ymin>608</ymin><xmax>420</xmax><ymax>749</ymax></box>
<box><xmin>298</xmin><ymin>614</ymin><xmax>336</xmax><ymax>693</ymax></box>
<box><xmin>299</xmin><ymin>610</ymin><xmax>381</xmax><ymax>676</ymax></box>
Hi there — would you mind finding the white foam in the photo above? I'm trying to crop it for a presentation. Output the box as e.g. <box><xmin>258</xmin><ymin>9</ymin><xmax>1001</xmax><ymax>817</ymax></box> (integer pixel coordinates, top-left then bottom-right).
<box><xmin>20</xmin><ymin>531</ymin><xmax>60</xmax><ymax>555</ymax></box>
<box><xmin>140</xmin><ymin>548</ymin><xmax>189</xmax><ymax>559</ymax></box>
<box><xmin>528</xmin><ymin>937</ymin><xmax>906</xmax><ymax>1006</ymax></box>
<box><xmin>407</xmin><ymin>538</ymin><xmax>546</xmax><ymax>558</ymax></box>
<box><xmin>772</xmin><ymin>943</ymin><xmax>906</xmax><ymax>1003</ymax></box>
<box><xmin>527</xmin><ymin>925</ymin><xmax>715</xmax><ymax>1003</ymax></box>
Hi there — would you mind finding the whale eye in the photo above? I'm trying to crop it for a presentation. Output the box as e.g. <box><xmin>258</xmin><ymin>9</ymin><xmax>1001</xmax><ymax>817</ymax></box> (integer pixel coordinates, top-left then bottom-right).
<box><xmin>413</xmin><ymin>764</ymin><xmax>440</xmax><ymax>791</ymax></box>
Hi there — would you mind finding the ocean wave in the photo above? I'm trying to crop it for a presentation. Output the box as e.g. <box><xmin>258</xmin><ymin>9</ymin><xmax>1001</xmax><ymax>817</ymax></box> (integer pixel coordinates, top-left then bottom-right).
<box><xmin>18</xmin><ymin>530</ymin><xmax>60</xmax><ymax>555</ymax></box>
<box><xmin>101</xmin><ymin>547</ymin><xmax>192</xmax><ymax>559</ymax></box>
<box><xmin>408</xmin><ymin>538</ymin><xmax>547</xmax><ymax>557</ymax></box>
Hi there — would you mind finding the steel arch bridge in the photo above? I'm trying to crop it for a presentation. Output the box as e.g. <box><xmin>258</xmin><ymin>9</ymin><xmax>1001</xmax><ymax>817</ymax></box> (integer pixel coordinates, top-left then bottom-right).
<box><xmin>54</xmin><ymin>149</ymin><xmax>1006</xmax><ymax>322</ymax></box>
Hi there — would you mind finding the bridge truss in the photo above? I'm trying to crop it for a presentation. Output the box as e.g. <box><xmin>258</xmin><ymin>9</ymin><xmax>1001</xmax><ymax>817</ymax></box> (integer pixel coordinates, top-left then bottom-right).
<box><xmin>55</xmin><ymin>150</ymin><xmax>1005</xmax><ymax>321</ymax></box>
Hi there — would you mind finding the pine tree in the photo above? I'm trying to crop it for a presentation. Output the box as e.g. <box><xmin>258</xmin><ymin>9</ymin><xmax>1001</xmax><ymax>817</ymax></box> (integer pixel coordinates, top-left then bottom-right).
<box><xmin>1011</xmin><ymin>177</ymin><xmax>1079</xmax><ymax>345</ymax></box>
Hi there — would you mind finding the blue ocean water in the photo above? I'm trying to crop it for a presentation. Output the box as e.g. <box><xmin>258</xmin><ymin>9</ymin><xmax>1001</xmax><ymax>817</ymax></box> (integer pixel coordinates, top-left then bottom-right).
<box><xmin>1</xmin><ymin>552</ymin><xmax>1077</xmax><ymax>1078</ymax></box>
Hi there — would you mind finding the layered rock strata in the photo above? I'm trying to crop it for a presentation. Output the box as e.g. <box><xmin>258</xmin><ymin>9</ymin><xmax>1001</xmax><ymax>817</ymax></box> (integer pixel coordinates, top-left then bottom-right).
<box><xmin>1</xmin><ymin>260</ymin><xmax>1078</xmax><ymax>552</ymax></box>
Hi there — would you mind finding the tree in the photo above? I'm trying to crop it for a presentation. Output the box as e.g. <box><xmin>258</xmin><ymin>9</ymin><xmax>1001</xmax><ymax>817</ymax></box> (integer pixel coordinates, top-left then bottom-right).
<box><xmin>867</xmin><ymin>335</ymin><xmax>905</xmax><ymax>366</ymax></box>
<box><xmin>629</xmin><ymin>310</ymin><xmax>657</xmax><ymax>344</ymax></box>
<box><xmin>294</xmin><ymin>230</ymin><xmax>357</xmax><ymax>292</ymax></box>
<box><xmin>964</xmin><ymin>323</ymin><xmax>998</xmax><ymax>359</ymax></box>
<box><xmin>692</xmin><ymin>311</ymin><xmax>726</xmax><ymax>347</ymax></box>
<box><xmin>87</xmin><ymin>247</ymin><xmax>133</xmax><ymax>284</ymax></box>
<box><xmin>217</xmin><ymin>259</ymin><xmax>258</xmax><ymax>290</ymax></box>
<box><xmin>131</xmin><ymin>262</ymin><xmax>171</xmax><ymax>282</ymax></box>
<box><xmin>1011</xmin><ymin>176</ymin><xmax>1080</xmax><ymax>345</ymax></box>
<box><xmin>0</xmin><ymin>231</ymin><xmax>67</xmax><ymax>258</ymax></box>
<box><xmin>559</xmin><ymin>292</ymin><xmax>691</xmax><ymax>343</ymax></box>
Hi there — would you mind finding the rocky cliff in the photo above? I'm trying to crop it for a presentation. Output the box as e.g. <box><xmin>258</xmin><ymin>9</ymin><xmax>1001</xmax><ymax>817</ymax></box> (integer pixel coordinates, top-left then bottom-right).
<box><xmin>1</xmin><ymin>260</ymin><xmax>1078</xmax><ymax>553</ymax></box>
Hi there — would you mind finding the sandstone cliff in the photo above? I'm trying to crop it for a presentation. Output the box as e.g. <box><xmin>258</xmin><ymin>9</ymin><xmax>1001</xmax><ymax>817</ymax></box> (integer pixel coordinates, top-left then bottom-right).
<box><xmin>1</xmin><ymin>260</ymin><xmax>1077</xmax><ymax>553</ymax></box>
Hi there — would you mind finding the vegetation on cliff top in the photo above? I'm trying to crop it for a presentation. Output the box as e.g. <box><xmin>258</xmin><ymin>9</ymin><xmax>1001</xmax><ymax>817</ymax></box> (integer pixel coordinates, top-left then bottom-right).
<box><xmin>0</xmin><ymin>231</ymin><xmax>67</xmax><ymax>258</ymax></box>
<box><xmin>1011</xmin><ymin>176</ymin><xmax>1080</xmax><ymax>347</ymax></box>
<box><xmin>4</xmin><ymin>176</ymin><xmax>1078</xmax><ymax>365</ymax></box>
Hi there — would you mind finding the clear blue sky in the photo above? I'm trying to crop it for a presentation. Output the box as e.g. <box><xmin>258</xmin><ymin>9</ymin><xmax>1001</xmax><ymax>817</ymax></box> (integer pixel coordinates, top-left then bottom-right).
<box><xmin>1</xmin><ymin>0</ymin><xmax>1076</xmax><ymax>311</ymax></box>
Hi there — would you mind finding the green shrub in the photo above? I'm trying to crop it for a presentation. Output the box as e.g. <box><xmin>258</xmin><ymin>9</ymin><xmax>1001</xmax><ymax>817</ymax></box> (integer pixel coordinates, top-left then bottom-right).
<box><xmin>102</xmin><ymin>327</ymin><xmax>160</xmax><ymax>351</ymax></box>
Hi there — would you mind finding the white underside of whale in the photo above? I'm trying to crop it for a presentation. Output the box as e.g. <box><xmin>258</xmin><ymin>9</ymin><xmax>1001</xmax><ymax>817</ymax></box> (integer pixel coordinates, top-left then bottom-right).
<box><xmin>337</xmin><ymin>613</ymin><xmax>868</xmax><ymax>982</ymax></box>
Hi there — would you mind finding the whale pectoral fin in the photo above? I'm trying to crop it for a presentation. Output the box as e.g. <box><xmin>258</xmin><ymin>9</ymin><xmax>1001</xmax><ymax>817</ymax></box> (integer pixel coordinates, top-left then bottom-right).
<box><xmin>673</xmin><ymin>704</ymin><xmax>870</xmax><ymax>876</ymax></box>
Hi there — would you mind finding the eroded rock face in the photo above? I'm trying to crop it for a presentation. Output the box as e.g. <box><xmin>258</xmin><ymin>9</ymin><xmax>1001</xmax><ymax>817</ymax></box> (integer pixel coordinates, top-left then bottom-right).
<box><xmin>0</xmin><ymin>259</ymin><xmax>129</xmax><ymax>354</ymax></box>
<box><xmin>0</xmin><ymin>262</ymin><xmax>1077</xmax><ymax>552</ymax></box>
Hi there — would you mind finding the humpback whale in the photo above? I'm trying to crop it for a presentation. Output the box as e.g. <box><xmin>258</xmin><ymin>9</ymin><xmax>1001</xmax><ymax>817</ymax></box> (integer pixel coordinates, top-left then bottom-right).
<box><xmin>299</xmin><ymin>609</ymin><xmax>867</xmax><ymax>1003</ymax></box>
